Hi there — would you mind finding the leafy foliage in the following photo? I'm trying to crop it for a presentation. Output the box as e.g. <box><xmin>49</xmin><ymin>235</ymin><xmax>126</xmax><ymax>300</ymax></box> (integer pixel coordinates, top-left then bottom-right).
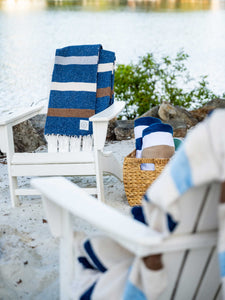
<box><xmin>114</xmin><ymin>51</ymin><xmax>221</xmax><ymax>119</ymax></box>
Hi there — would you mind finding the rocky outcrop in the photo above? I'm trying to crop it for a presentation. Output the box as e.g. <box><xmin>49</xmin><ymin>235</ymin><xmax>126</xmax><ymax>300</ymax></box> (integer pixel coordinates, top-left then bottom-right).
<box><xmin>190</xmin><ymin>98</ymin><xmax>225</xmax><ymax>121</ymax></box>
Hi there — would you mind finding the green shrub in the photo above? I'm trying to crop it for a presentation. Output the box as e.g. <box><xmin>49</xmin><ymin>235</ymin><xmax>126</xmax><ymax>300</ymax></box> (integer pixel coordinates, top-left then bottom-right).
<box><xmin>114</xmin><ymin>51</ymin><xmax>221</xmax><ymax>119</ymax></box>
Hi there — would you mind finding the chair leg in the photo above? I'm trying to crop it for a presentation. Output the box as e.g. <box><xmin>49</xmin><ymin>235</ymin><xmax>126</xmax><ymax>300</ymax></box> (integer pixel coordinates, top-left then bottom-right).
<box><xmin>60</xmin><ymin>209</ymin><xmax>74</xmax><ymax>300</ymax></box>
<box><xmin>9</xmin><ymin>175</ymin><xmax>20</xmax><ymax>207</ymax></box>
<box><xmin>94</xmin><ymin>150</ymin><xmax>105</xmax><ymax>202</ymax></box>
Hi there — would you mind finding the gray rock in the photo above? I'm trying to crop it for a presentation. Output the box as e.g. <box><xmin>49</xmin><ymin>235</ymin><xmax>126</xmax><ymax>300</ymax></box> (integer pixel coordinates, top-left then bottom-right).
<box><xmin>30</xmin><ymin>114</ymin><xmax>47</xmax><ymax>142</ymax></box>
<box><xmin>140</xmin><ymin>105</ymin><xmax>160</xmax><ymax>118</ymax></box>
<box><xmin>114</xmin><ymin>120</ymin><xmax>134</xmax><ymax>141</ymax></box>
<box><xmin>13</xmin><ymin>120</ymin><xmax>45</xmax><ymax>153</ymax></box>
<box><xmin>158</xmin><ymin>102</ymin><xmax>198</xmax><ymax>128</ymax></box>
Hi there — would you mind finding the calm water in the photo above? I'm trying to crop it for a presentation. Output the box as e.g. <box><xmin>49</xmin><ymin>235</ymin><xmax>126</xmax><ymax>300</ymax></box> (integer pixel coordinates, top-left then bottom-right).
<box><xmin>0</xmin><ymin>0</ymin><xmax>225</xmax><ymax>115</ymax></box>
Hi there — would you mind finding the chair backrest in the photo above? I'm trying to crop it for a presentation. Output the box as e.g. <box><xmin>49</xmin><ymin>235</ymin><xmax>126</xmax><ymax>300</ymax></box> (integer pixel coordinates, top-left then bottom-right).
<box><xmin>158</xmin><ymin>182</ymin><xmax>221</xmax><ymax>300</ymax></box>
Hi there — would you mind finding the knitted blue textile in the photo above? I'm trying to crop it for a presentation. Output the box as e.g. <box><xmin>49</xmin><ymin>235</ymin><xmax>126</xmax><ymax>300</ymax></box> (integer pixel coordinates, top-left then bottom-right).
<box><xmin>44</xmin><ymin>44</ymin><xmax>115</xmax><ymax>136</ymax></box>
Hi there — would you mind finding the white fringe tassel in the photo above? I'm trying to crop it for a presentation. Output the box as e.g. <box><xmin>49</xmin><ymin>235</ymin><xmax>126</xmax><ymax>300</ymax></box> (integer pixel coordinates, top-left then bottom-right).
<box><xmin>82</xmin><ymin>135</ymin><xmax>93</xmax><ymax>152</ymax></box>
<box><xmin>70</xmin><ymin>136</ymin><xmax>82</xmax><ymax>152</ymax></box>
<box><xmin>45</xmin><ymin>134</ymin><xmax>58</xmax><ymax>153</ymax></box>
<box><xmin>45</xmin><ymin>134</ymin><xmax>93</xmax><ymax>153</ymax></box>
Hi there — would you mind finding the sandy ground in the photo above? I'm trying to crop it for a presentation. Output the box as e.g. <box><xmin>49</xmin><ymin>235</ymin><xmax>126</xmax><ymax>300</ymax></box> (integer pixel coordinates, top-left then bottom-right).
<box><xmin>0</xmin><ymin>140</ymin><xmax>135</xmax><ymax>300</ymax></box>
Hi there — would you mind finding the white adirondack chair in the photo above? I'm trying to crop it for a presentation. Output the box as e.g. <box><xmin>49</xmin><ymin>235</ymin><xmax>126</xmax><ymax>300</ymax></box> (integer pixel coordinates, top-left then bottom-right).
<box><xmin>31</xmin><ymin>176</ymin><xmax>222</xmax><ymax>300</ymax></box>
<box><xmin>0</xmin><ymin>101</ymin><xmax>125</xmax><ymax>207</ymax></box>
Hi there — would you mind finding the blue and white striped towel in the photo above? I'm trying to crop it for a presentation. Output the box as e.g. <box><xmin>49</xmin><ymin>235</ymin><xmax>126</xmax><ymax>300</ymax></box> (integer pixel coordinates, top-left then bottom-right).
<box><xmin>134</xmin><ymin>117</ymin><xmax>162</xmax><ymax>158</ymax></box>
<box><xmin>142</xmin><ymin>109</ymin><xmax>225</xmax><ymax>297</ymax></box>
<box><xmin>141</xmin><ymin>123</ymin><xmax>175</xmax><ymax>170</ymax></box>
<box><xmin>44</xmin><ymin>44</ymin><xmax>115</xmax><ymax>137</ymax></box>
<box><xmin>74</xmin><ymin>109</ymin><xmax>225</xmax><ymax>299</ymax></box>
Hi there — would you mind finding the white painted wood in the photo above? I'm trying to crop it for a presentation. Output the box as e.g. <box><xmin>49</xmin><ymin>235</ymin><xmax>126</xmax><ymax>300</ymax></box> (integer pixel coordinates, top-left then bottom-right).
<box><xmin>173</xmin><ymin>248</ymin><xmax>212</xmax><ymax>300</ymax></box>
<box><xmin>15</xmin><ymin>187</ymin><xmax>97</xmax><ymax>196</ymax></box>
<box><xmin>15</xmin><ymin>189</ymin><xmax>41</xmax><ymax>196</ymax></box>
<box><xmin>174</xmin><ymin>183</ymin><xmax>221</xmax><ymax>299</ymax></box>
<box><xmin>11</xmin><ymin>163</ymin><xmax>96</xmax><ymax>177</ymax></box>
<box><xmin>91</xmin><ymin>101</ymin><xmax>125</xmax><ymax>150</ymax></box>
<box><xmin>92</xmin><ymin>121</ymin><xmax>108</xmax><ymax>150</ymax></box>
<box><xmin>159</xmin><ymin>185</ymin><xmax>209</xmax><ymax>300</ymax></box>
<box><xmin>12</xmin><ymin>152</ymin><xmax>95</xmax><ymax>165</ymax></box>
<box><xmin>0</xmin><ymin>105</ymin><xmax>44</xmax><ymax>126</ymax></box>
<box><xmin>89</xmin><ymin>101</ymin><xmax>125</xmax><ymax>122</ymax></box>
<box><xmin>196</xmin><ymin>248</ymin><xmax>221</xmax><ymax>300</ymax></box>
<box><xmin>216</xmin><ymin>286</ymin><xmax>223</xmax><ymax>300</ymax></box>
<box><xmin>94</xmin><ymin>149</ymin><xmax>105</xmax><ymax>202</ymax></box>
<box><xmin>4</xmin><ymin>125</ymin><xmax>19</xmax><ymax>207</ymax></box>
<box><xmin>59</xmin><ymin>210</ymin><xmax>74</xmax><ymax>300</ymax></box>
<box><xmin>0</xmin><ymin>125</ymin><xmax>8</xmax><ymax>153</ymax></box>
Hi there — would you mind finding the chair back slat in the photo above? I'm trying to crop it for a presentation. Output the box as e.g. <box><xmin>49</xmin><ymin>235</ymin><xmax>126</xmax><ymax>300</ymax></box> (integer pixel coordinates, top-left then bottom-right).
<box><xmin>159</xmin><ymin>183</ymin><xmax>220</xmax><ymax>300</ymax></box>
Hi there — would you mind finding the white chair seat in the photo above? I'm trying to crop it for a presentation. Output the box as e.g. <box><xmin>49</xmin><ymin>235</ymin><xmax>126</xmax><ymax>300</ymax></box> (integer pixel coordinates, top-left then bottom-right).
<box><xmin>11</xmin><ymin>152</ymin><xmax>95</xmax><ymax>165</ymax></box>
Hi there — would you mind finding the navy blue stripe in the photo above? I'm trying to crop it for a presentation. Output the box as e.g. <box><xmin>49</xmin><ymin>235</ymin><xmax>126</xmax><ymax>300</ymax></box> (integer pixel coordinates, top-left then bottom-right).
<box><xmin>97</xmin><ymin>71</ymin><xmax>113</xmax><ymax>88</ymax></box>
<box><xmin>44</xmin><ymin>116</ymin><xmax>93</xmax><ymax>136</ymax></box>
<box><xmin>48</xmin><ymin>91</ymin><xmax>96</xmax><ymax>110</ymax></box>
<box><xmin>135</xmin><ymin>137</ymin><xmax>142</xmax><ymax>150</ymax></box>
<box><xmin>84</xmin><ymin>240</ymin><xmax>107</xmax><ymax>273</ymax></box>
<box><xmin>167</xmin><ymin>213</ymin><xmax>178</xmax><ymax>232</ymax></box>
<box><xmin>52</xmin><ymin>64</ymin><xmax>98</xmax><ymax>83</ymax></box>
<box><xmin>56</xmin><ymin>44</ymin><xmax>102</xmax><ymax>57</ymax></box>
<box><xmin>131</xmin><ymin>206</ymin><xmax>147</xmax><ymax>225</ymax></box>
<box><xmin>142</xmin><ymin>123</ymin><xmax>173</xmax><ymax>136</ymax></box>
<box><xmin>134</xmin><ymin>117</ymin><xmax>161</xmax><ymax>127</ymax></box>
<box><xmin>80</xmin><ymin>282</ymin><xmax>97</xmax><ymax>300</ymax></box>
<box><xmin>96</xmin><ymin>97</ymin><xmax>111</xmax><ymax>114</ymax></box>
<box><xmin>78</xmin><ymin>256</ymin><xmax>96</xmax><ymax>270</ymax></box>
<box><xmin>99</xmin><ymin>49</ymin><xmax>115</xmax><ymax>63</ymax></box>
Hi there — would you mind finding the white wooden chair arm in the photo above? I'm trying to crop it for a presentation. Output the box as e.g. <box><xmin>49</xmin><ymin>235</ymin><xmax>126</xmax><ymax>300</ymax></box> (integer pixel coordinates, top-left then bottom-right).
<box><xmin>31</xmin><ymin>177</ymin><xmax>163</xmax><ymax>256</ymax></box>
<box><xmin>89</xmin><ymin>101</ymin><xmax>125</xmax><ymax>123</ymax></box>
<box><xmin>0</xmin><ymin>105</ymin><xmax>45</xmax><ymax>127</ymax></box>
<box><xmin>90</xmin><ymin>101</ymin><xmax>125</xmax><ymax>150</ymax></box>
<box><xmin>31</xmin><ymin>177</ymin><xmax>218</xmax><ymax>257</ymax></box>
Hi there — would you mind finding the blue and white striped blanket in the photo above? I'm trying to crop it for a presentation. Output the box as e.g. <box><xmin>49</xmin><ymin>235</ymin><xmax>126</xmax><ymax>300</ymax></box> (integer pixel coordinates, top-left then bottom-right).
<box><xmin>44</xmin><ymin>44</ymin><xmax>115</xmax><ymax>136</ymax></box>
<box><xmin>74</xmin><ymin>109</ymin><xmax>225</xmax><ymax>299</ymax></box>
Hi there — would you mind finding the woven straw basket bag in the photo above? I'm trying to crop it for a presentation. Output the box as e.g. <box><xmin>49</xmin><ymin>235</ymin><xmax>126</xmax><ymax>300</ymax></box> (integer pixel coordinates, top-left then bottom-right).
<box><xmin>123</xmin><ymin>150</ymin><xmax>169</xmax><ymax>206</ymax></box>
